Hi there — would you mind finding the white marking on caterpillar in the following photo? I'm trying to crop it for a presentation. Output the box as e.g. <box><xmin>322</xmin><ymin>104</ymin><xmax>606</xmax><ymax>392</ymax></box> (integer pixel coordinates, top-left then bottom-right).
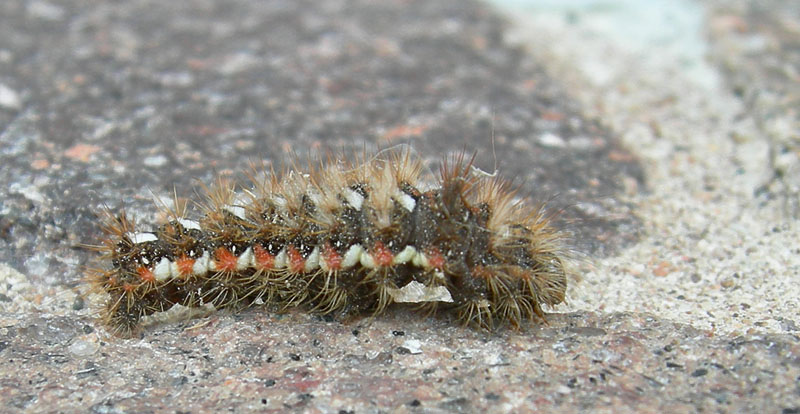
<box><xmin>177</xmin><ymin>218</ymin><xmax>201</xmax><ymax>230</ymax></box>
<box><xmin>341</xmin><ymin>244</ymin><xmax>364</xmax><ymax>269</ymax></box>
<box><xmin>237</xmin><ymin>247</ymin><xmax>254</xmax><ymax>271</ymax></box>
<box><xmin>360</xmin><ymin>250</ymin><xmax>376</xmax><ymax>269</ymax></box>
<box><xmin>396</xmin><ymin>192</ymin><xmax>416</xmax><ymax>212</ymax></box>
<box><xmin>154</xmin><ymin>258</ymin><xmax>172</xmax><ymax>281</ymax></box>
<box><xmin>319</xmin><ymin>251</ymin><xmax>332</xmax><ymax>273</ymax></box>
<box><xmin>393</xmin><ymin>245</ymin><xmax>417</xmax><ymax>265</ymax></box>
<box><xmin>193</xmin><ymin>251</ymin><xmax>210</xmax><ymax>276</ymax></box>
<box><xmin>224</xmin><ymin>204</ymin><xmax>247</xmax><ymax>220</ymax></box>
<box><xmin>412</xmin><ymin>252</ymin><xmax>429</xmax><ymax>269</ymax></box>
<box><xmin>272</xmin><ymin>195</ymin><xmax>288</xmax><ymax>211</ymax></box>
<box><xmin>343</xmin><ymin>188</ymin><xmax>364</xmax><ymax>210</ymax></box>
<box><xmin>169</xmin><ymin>261</ymin><xmax>181</xmax><ymax>279</ymax></box>
<box><xmin>274</xmin><ymin>248</ymin><xmax>287</xmax><ymax>269</ymax></box>
<box><xmin>304</xmin><ymin>246</ymin><xmax>320</xmax><ymax>272</ymax></box>
<box><xmin>127</xmin><ymin>232</ymin><xmax>158</xmax><ymax>244</ymax></box>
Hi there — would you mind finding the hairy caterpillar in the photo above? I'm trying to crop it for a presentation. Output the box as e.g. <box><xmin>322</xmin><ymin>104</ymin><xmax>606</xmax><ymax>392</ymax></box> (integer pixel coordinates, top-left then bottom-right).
<box><xmin>89</xmin><ymin>149</ymin><xmax>570</xmax><ymax>336</ymax></box>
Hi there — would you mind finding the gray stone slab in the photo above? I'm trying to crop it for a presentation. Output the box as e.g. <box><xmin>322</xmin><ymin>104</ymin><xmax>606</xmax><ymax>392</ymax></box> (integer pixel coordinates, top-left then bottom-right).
<box><xmin>3</xmin><ymin>0</ymin><xmax>798</xmax><ymax>412</ymax></box>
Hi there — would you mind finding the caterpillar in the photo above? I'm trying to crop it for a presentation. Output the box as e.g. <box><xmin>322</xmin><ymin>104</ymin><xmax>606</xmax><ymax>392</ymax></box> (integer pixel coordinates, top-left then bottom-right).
<box><xmin>89</xmin><ymin>148</ymin><xmax>571</xmax><ymax>336</ymax></box>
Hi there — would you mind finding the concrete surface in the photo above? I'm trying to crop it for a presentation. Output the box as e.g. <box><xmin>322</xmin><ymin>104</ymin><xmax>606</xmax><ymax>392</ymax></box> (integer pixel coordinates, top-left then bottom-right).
<box><xmin>0</xmin><ymin>0</ymin><xmax>797</xmax><ymax>412</ymax></box>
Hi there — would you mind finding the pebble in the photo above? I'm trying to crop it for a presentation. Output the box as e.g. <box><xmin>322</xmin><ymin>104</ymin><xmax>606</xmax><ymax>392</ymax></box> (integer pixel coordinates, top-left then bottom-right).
<box><xmin>402</xmin><ymin>339</ymin><xmax>423</xmax><ymax>354</ymax></box>
<box><xmin>0</xmin><ymin>83</ymin><xmax>21</xmax><ymax>110</ymax></box>
<box><xmin>143</xmin><ymin>154</ymin><xmax>168</xmax><ymax>167</ymax></box>
<box><xmin>538</xmin><ymin>132</ymin><xmax>566</xmax><ymax>148</ymax></box>
<box><xmin>68</xmin><ymin>339</ymin><xmax>99</xmax><ymax>357</ymax></box>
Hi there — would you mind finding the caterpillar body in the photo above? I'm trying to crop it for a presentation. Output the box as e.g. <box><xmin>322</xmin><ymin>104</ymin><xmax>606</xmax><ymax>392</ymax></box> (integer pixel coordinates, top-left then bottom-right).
<box><xmin>90</xmin><ymin>149</ymin><xmax>570</xmax><ymax>335</ymax></box>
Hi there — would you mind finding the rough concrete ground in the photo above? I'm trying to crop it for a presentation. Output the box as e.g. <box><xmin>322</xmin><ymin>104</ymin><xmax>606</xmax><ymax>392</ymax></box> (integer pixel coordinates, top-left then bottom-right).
<box><xmin>0</xmin><ymin>0</ymin><xmax>798</xmax><ymax>413</ymax></box>
<box><xmin>496</xmin><ymin>0</ymin><xmax>800</xmax><ymax>337</ymax></box>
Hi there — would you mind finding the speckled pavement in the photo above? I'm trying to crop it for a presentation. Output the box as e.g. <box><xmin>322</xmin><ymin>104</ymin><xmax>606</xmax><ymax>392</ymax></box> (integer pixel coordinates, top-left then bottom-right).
<box><xmin>0</xmin><ymin>0</ymin><xmax>797</xmax><ymax>412</ymax></box>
